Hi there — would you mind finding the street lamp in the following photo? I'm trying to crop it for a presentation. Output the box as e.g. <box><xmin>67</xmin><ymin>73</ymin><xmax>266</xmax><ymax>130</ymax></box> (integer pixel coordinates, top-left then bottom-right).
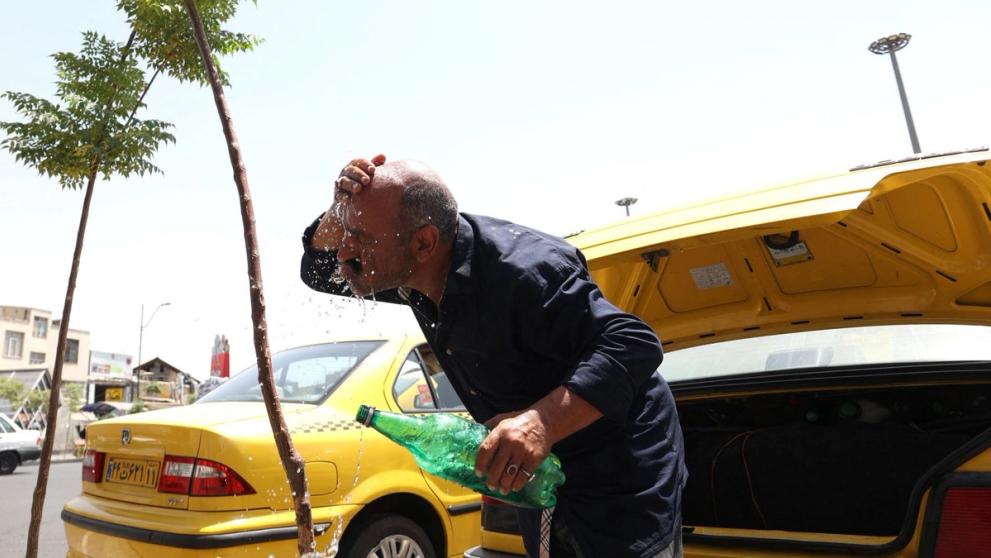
<box><xmin>138</xmin><ymin>302</ymin><xmax>171</xmax><ymax>367</ymax></box>
<box><xmin>615</xmin><ymin>197</ymin><xmax>638</xmax><ymax>217</ymax></box>
<box><xmin>869</xmin><ymin>33</ymin><xmax>921</xmax><ymax>154</ymax></box>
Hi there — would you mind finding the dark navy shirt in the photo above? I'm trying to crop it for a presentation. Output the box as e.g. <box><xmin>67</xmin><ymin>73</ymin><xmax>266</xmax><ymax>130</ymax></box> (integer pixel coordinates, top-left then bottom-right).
<box><xmin>301</xmin><ymin>213</ymin><xmax>687</xmax><ymax>558</ymax></box>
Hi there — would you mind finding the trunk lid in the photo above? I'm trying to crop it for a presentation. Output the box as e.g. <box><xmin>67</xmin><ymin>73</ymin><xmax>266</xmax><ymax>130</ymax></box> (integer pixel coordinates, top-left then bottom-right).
<box><xmin>81</xmin><ymin>402</ymin><xmax>312</xmax><ymax>510</ymax></box>
<box><xmin>568</xmin><ymin>150</ymin><xmax>991</xmax><ymax>351</ymax></box>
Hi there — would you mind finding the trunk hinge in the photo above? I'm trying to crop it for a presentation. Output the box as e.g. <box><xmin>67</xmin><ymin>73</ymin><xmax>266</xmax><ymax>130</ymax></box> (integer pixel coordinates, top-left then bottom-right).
<box><xmin>641</xmin><ymin>248</ymin><xmax>670</xmax><ymax>272</ymax></box>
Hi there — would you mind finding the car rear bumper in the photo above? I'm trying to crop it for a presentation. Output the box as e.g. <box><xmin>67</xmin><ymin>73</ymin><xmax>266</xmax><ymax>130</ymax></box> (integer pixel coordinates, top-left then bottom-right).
<box><xmin>62</xmin><ymin>509</ymin><xmax>331</xmax><ymax>549</ymax></box>
<box><xmin>62</xmin><ymin>494</ymin><xmax>359</xmax><ymax>554</ymax></box>
<box><xmin>464</xmin><ymin>546</ymin><xmax>524</xmax><ymax>558</ymax></box>
<box><xmin>63</xmin><ymin>520</ymin><xmax>312</xmax><ymax>558</ymax></box>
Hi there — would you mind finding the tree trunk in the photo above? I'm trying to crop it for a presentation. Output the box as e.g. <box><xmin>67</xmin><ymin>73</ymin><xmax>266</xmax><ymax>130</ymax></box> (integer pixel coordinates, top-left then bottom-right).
<box><xmin>181</xmin><ymin>1</ymin><xmax>315</xmax><ymax>555</ymax></box>
<box><xmin>24</xmin><ymin>168</ymin><xmax>98</xmax><ymax>558</ymax></box>
<box><xmin>24</xmin><ymin>30</ymin><xmax>140</xmax><ymax>558</ymax></box>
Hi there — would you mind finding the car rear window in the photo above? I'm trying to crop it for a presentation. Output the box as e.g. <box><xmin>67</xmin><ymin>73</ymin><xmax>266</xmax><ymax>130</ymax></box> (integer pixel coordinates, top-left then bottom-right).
<box><xmin>197</xmin><ymin>341</ymin><xmax>383</xmax><ymax>404</ymax></box>
<box><xmin>660</xmin><ymin>324</ymin><xmax>991</xmax><ymax>382</ymax></box>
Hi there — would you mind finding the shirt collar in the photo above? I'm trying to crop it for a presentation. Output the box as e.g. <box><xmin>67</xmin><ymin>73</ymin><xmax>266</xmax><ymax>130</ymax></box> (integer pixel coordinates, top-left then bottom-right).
<box><xmin>445</xmin><ymin>214</ymin><xmax>474</xmax><ymax>296</ymax></box>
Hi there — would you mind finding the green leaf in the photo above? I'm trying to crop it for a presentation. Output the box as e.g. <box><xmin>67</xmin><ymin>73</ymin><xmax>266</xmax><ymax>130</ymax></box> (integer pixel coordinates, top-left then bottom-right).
<box><xmin>0</xmin><ymin>1</ymin><xmax>259</xmax><ymax>188</ymax></box>
<box><xmin>118</xmin><ymin>0</ymin><xmax>261</xmax><ymax>86</ymax></box>
<box><xmin>0</xmin><ymin>32</ymin><xmax>175</xmax><ymax>189</ymax></box>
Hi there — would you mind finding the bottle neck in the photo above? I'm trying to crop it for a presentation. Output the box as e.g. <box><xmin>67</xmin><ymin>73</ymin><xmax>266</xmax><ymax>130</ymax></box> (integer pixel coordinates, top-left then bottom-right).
<box><xmin>356</xmin><ymin>404</ymin><xmax>422</xmax><ymax>434</ymax></box>
<box><xmin>356</xmin><ymin>404</ymin><xmax>377</xmax><ymax>426</ymax></box>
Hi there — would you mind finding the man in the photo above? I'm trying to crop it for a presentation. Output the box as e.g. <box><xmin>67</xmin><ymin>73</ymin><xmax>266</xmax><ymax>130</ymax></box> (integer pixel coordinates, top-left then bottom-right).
<box><xmin>301</xmin><ymin>155</ymin><xmax>686</xmax><ymax>558</ymax></box>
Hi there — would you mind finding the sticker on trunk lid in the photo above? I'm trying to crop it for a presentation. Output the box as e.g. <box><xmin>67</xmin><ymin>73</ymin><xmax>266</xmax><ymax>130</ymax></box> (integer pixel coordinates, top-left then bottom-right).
<box><xmin>767</xmin><ymin>241</ymin><xmax>813</xmax><ymax>266</ymax></box>
<box><xmin>689</xmin><ymin>263</ymin><xmax>734</xmax><ymax>289</ymax></box>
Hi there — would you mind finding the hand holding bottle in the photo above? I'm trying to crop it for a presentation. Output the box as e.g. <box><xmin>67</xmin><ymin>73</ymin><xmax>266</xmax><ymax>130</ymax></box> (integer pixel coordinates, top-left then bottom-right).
<box><xmin>355</xmin><ymin>405</ymin><xmax>565</xmax><ymax>508</ymax></box>
<box><xmin>475</xmin><ymin>386</ymin><xmax>602</xmax><ymax>497</ymax></box>
<box><xmin>476</xmin><ymin>409</ymin><xmax>552</xmax><ymax>496</ymax></box>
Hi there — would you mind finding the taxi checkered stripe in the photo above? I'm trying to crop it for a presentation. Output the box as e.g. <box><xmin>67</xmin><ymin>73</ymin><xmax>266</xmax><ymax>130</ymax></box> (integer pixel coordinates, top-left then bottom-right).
<box><xmin>289</xmin><ymin>411</ymin><xmax>473</xmax><ymax>434</ymax></box>
<box><xmin>290</xmin><ymin>417</ymin><xmax>359</xmax><ymax>434</ymax></box>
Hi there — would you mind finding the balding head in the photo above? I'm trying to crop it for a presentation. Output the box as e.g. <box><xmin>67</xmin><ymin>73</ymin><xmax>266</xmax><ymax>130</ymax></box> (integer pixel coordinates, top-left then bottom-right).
<box><xmin>371</xmin><ymin>160</ymin><xmax>459</xmax><ymax>243</ymax></box>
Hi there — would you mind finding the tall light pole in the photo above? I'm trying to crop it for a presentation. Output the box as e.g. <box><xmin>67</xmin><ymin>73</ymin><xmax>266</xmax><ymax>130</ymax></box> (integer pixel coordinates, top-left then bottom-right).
<box><xmin>138</xmin><ymin>302</ymin><xmax>171</xmax><ymax>367</ymax></box>
<box><xmin>615</xmin><ymin>197</ymin><xmax>638</xmax><ymax>217</ymax></box>
<box><xmin>869</xmin><ymin>33</ymin><xmax>921</xmax><ymax>154</ymax></box>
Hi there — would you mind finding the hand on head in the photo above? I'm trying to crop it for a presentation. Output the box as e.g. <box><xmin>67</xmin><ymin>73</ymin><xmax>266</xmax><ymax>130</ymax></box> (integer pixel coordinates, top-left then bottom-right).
<box><xmin>313</xmin><ymin>154</ymin><xmax>387</xmax><ymax>252</ymax></box>
<box><xmin>336</xmin><ymin>154</ymin><xmax>387</xmax><ymax>198</ymax></box>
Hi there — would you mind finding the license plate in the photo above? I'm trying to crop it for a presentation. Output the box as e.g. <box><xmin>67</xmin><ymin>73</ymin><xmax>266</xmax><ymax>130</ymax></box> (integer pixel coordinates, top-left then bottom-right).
<box><xmin>105</xmin><ymin>457</ymin><xmax>160</xmax><ymax>488</ymax></box>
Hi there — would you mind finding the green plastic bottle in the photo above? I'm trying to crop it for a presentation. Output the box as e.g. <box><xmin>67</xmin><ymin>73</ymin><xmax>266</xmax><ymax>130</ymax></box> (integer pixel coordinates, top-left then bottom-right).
<box><xmin>355</xmin><ymin>404</ymin><xmax>565</xmax><ymax>508</ymax></box>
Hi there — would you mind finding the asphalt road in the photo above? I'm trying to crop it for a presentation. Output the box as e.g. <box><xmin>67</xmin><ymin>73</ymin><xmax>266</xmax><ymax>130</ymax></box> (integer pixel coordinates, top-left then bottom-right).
<box><xmin>2</xmin><ymin>460</ymin><xmax>80</xmax><ymax>558</ymax></box>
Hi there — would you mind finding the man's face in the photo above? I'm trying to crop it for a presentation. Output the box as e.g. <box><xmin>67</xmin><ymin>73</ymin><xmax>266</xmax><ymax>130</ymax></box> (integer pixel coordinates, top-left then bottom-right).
<box><xmin>335</xmin><ymin>185</ymin><xmax>416</xmax><ymax>296</ymax></box>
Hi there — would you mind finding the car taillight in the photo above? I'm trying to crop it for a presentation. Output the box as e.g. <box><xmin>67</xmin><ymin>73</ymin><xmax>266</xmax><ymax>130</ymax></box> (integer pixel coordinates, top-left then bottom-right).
<box><xmin>158</xmin><ymin>455</ymin><xmax>195</xmax><ymax>494</ymax></box>
<box><xmin>157</xmin><ymin>455</ymin><xmax>254</xmax><ymax>497</ymax></box>
<box><xmin>933</xmin><ymin>487</ymin><xmax>991</xmax><ymax>558</ymax></box>
<box><xmin>81</xmin><ymin>450</ymin><xmax>105</xmax><ymax>483</ymax></box>
<box><xmin>191</xmin><ymin>458</ymin><xmax>255</xmax><ymax>496</ymax></box>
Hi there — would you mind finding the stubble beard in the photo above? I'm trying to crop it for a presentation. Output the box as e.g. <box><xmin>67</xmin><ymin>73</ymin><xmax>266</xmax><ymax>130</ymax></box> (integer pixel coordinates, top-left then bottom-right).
<box><xmin>347</xmin><ymin>254</ymin><xmax>416</xmax><ymax>297</ymax></box>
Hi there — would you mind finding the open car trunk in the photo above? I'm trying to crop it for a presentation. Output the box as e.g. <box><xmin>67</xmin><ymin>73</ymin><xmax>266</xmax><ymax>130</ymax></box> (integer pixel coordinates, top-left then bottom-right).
<box><xmin>559</xmin><ymin>151</ymin><xmax>991</xmax><ymax>551</ymax></box>
<box><xmin>675</xmin><ymin>363</ymin><xmax>991</xmax><ymax>538</ymax></box>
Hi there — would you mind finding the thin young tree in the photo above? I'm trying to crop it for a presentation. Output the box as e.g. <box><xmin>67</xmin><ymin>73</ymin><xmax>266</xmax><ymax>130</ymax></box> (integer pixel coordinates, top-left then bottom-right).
<box><xmin>1</xmin><ymin>4</ymin><xmax>256</xmax><ymax>556</ymax></box>
<box><xmin>3</xmin><ymin>32</ymin><xmax>174</xmax><ymax>558</ymax></box>
<box><xmin>180</xmin><ymin>1</ymin><xmax>317</xmax><ymax>553</ymax></box>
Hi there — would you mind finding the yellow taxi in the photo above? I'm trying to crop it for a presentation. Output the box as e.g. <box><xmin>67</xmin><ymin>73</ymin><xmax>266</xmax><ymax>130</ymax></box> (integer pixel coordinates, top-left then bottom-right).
<box><xmin>63</xmin><ymin>328</ymin><xmax>481</xmax><ymax>558</ymax></box>
<box><xmin>467</xmin><ymin>149</ymin><xmax>991</xmax><ymax>558</ymax></box>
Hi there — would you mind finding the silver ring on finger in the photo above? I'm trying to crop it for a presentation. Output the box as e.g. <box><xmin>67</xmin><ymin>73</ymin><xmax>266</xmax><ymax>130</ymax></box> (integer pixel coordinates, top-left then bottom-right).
<box><xmin>518</xmin><ymin>466</ymin><xmax>532</xmax><ymax>480</ymax></box>
<box><xmin>506</xmin><ymin>464</ymin><xmax>519</xmax><ymax>477</ymax></box>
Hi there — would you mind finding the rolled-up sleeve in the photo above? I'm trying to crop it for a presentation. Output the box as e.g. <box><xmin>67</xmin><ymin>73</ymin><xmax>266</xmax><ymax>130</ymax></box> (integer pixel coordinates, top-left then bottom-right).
<box><xmin>515</xmin><ymin>248</ymin><xmax>663</xmax><ymax>422</ymax></box>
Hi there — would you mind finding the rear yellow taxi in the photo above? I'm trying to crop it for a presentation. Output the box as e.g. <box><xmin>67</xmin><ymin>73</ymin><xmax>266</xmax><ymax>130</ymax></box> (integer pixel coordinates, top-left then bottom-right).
<box><xmin>467</xmin><ymin>149</ymin><xmax>991</xmax><ymax>558</ymax></box>
<box><xmin>63</xmin><ymin>329</ymin><xmax>480</xmax><ymax>558</ymax></box>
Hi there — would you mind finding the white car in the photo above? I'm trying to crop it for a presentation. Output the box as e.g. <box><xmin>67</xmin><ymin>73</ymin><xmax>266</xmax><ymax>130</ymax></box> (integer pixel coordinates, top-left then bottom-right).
<box><xmin>0</xmin><ymin>413</ymin><xmax>42</xmax><ymax>474</ymax></box>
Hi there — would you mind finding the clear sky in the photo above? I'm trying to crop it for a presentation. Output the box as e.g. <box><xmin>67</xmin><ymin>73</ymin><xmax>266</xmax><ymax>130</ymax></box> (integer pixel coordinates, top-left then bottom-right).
<box><xmin>2</xmin><ymin>1</ymin><xmax>989</xmax><ymax>380</ymax></box>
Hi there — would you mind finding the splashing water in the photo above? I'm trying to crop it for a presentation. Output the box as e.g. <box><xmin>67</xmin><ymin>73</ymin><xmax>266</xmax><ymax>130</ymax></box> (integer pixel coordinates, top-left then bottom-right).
<box><xmin>327</xmin><ymin>515</ymin><xmax>346</xmax><ymax>556</ymax></box>
<box><xmin>329</xmin><ymin>269</ymin><xmax>347</xmax><ymax>287</ymax></box>
<box><xmin>352</xmin><ymin>425</ymin><xmax>366</xmax><ymax>488</ymax></box>
<box><xmin>303</xmin><ymin>427</ymin><xmax>366</xmax><ymax>558</ymax></box>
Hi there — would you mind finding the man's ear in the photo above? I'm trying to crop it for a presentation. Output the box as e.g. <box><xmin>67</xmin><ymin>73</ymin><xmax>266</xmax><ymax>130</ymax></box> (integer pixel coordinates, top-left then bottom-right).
<box><xmin>411</xmin><ymin>225</ymin><xmax>440</xmax><ymax>262</ymax></box>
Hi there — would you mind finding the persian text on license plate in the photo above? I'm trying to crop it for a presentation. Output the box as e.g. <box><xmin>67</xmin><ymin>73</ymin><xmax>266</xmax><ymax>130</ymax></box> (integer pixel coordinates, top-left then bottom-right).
<box><xmin>105</xmin><ymin>457</ymin><xmax>160</xmax><ymax>488</ymax></box>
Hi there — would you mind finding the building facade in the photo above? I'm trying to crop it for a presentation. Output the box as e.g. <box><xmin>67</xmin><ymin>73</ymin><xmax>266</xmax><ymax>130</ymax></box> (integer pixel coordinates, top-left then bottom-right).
<box><xmin>1</xmin><ymin>306</ymin><xmax>90</xmax><ymax>383</ymax></box>
<box><xmin>135</xmin><ymin>357</ymin><xmax>199</xmax><ymax>408</ymax></box>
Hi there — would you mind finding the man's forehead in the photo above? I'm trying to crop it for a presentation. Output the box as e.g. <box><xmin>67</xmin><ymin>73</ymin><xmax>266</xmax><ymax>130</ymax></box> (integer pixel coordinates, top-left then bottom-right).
<box><xmin>340</xmin><ymin>185</ymin><xmax>402</xmax><ymax>230</ymax></box>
